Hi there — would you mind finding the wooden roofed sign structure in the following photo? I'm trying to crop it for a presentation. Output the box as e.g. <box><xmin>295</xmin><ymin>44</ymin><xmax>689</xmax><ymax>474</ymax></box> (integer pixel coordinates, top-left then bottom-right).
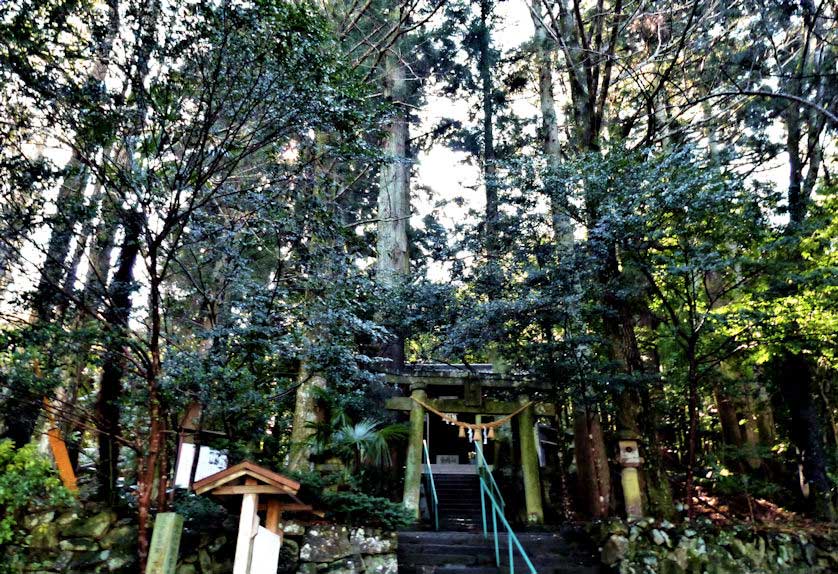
<box><xmin>194</xmin><ymin>461</ymin><xmax>316</xmax><ymax>574</ymax></box>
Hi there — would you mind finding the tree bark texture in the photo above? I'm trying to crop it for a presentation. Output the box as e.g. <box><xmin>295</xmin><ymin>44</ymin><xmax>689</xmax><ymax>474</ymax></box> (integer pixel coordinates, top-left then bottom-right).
<box><xmin>573</xmin><ymin>408</ymin><xmax>610</xmax><ymax>518</ymax></box>
<box><xmin>95</xmin><ymin>210</ymin><xmax>142</xmax><ymax>501</ymax></box>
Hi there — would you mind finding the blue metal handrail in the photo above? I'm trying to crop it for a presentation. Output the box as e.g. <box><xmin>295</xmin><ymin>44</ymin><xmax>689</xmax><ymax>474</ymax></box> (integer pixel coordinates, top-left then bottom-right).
<box><xmin>422</xmin><ymin>439</ymin><xmax>439</xmax><ymax>530</ymax></box>
<box><xmin>474</xmin><ymin>442</ymin><xmax>504</xmax><ymax>509</ymax></box>
<box><xmin>475</xmin><ymin>443</ymin><xmax>537</xmax><ymax>573</ymax></box>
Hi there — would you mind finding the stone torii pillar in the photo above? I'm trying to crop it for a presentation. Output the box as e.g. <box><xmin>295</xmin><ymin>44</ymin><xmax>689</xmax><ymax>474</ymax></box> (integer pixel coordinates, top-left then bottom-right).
<box><xmin>403</xmin><ymin>385</ymin><xmax>426</xmax><ymax>519</ymax></box>
<box><xmin>517</xmin><ymin>395</ymin><xmax>544</xmax><ymax>524</ymax></box>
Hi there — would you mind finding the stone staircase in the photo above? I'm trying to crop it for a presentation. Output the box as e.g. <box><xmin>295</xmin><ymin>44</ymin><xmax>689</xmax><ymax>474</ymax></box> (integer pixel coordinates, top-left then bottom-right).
<box><xmin>434</xmin><ymin>473</ymin><xmax>483</xmax><ymax>531</ymax></box>
<box><xmin>396</xmin><ymin>530</ymin><xmax>601</xmax><ymax>574</ymax></box>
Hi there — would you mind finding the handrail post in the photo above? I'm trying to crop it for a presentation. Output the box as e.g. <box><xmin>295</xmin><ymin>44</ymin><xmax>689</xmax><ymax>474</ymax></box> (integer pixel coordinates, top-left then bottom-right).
<box><xmin>473</xmin><ymin>440</ymin><xmax>538</xmax><ymax>573</ymax></box>
<box><xmin>422</xmin><ymin>439</ymin><xmax>439</xmax><ymax>531</ymax></box>
<box><xmin>480</xmin><ymin>478</ymin><xmax>487</xmax><ymax>538</ymax></box>
<box><xmin>492</xmin><ymin>502</ymin><xmax>499</xmax><ymax>565</ymax></box>
<box><xmin>509</xmin><ymin>532</ymin><xmax>514</xmax><ymax>574</ymax></box>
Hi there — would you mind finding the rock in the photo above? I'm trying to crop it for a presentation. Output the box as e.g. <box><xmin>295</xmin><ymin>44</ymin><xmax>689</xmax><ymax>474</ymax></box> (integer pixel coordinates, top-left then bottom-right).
<box><xmin>106</xmin><ymin>548</ymin><xmax>136</xmax><ymax>572</ymax></box>
<box><xmin>651</xmin><ymin>529</ymin><xmax>670</xmax><ymax>547</ymax></box>
<box><xmin>802</xmin><ymin>545</ymin><xmax>817</xmax><ymax>567</ymax></box>
<box><xmin>299</xmin><ymin>525</ymin><xmax>353</xmax><ymax>563</ymax></box>
<box><xmin>602</xmin><ymin>534</ymin><xmax>629</xmax><ymax>566</ymax></box>
<box><xmin>318</xmin><ymin>556</ymin><xmax>363</xmax><ymax>573</ymax></box>
<box><xmin>605</xmin><ymin>520</ymin><xmax>629</xmax><ymax>536</ymax></box>
<box><xmin>208</xmin><ymin>535</ymin><xmax>227</xmax><ymax>553</ymax></box>
<box><xmin>29</xmin><ymin>523</ymin><xmax>59</xmax><ymax>549</ymax></box>
<box><xmin>729</xmin><ymin>538</ymin><xmax>748</xmax><ymax>559</ymax></box>
<box><xmin>363</xmin><ymin>554</ymin><xmax>398</xmax><ymax>574</ymax></box>
<box><xmin>671</xmin><ymin>546</ymin><xmax>688</xmax><ymax>570</ymax></box>
<box><xmin>278</xmin><ymin>539</ymin><xmax>300</xmax><ymax>573</ymax></box>
<box><xmin>23</xmin><ymin>511</ymin><xmax>55</xmax><ymax>530</ymax></box>
<box><xmin>68</xmin><ymin>510</ymin><xmax>117</xmax><ymax>539</ymax></box>
<box><xmin>56</xmin><ymin>510</ymin><xmax>81</xmax><ymax>527</ymax></box>
<box><xmin>60</xmin><ymin>537</ymin><xmax>99</xmax><ymax>552</ymax></box>
<box><xmin>177</xmin><ymin>564</ymin><xmax>198</xmax><ymax>574</ymax></box>
<box><xmin>101</xmin><ymin>525</ymin><xmax>136</xmax><ymax>549</ymax></box>
<box><xmin>281</xmin><ymin>520</ymin><xmax>306</xmax><ymax>536</ymax></box>
<box><xmin>198</xmin><ymin>549</ymin><xmax>213</xmax><ymax>574</ymax></box>
<box><xmin>67</xmin><ymin>550</ymin><xmax>106</xmax><ymax>569</ymax></box>
<box><xmin>54</xmin><ymin>550</ymin><xmax>75</xmax><ymax>570</ymax></box>
<box><xmin>349</xmin><ymin>528</ymin><xmax>395</xmax><ymax>555</ymax></box>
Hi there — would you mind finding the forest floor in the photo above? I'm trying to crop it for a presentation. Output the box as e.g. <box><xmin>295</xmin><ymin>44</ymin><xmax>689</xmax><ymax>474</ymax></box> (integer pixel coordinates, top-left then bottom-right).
<box><xmin>691</xmin><ymin>486</ymin><xmax>837</xmax><ymax>536</ymax></box>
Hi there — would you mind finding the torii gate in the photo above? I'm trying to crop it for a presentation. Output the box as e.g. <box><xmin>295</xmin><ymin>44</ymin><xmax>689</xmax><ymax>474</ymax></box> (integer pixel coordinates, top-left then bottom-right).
<box><xmin>193</xmin><ymin>461</ymin><xmax>316</xmax><ymax>574</ymax></box>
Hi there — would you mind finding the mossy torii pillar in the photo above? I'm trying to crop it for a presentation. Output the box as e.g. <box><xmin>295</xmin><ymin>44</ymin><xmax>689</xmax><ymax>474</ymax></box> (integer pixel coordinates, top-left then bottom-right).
<box><xmin>403</xmin><ymin>386</ymin><xmax>426</xmax><ymax>519</ymax></box>
<box><xmin>517</xmin><ymin>395</ymin><xmax>544</xmax><ymax>524</ymax></box>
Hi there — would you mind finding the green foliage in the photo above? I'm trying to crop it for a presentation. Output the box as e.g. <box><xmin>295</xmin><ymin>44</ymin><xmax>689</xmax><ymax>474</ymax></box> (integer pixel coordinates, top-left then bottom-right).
<box><xmin>172</xmin><ymin>491</ymin><xmax>229</xmax><ymax>532</ymax></box>
<box><xmin>306</xmin><ymin>388</ymin><xmax>407</xmax><ymax>471</ymax></box>
<box><xmin>287</xmin><ymin>469</ymin><xmax>410</xmax><ymax>529</ymax></box>
<box><xmin>319</xmin><ymin>491</ymin><xmax>413</xmax><ymax>530</ymax></box>
<box><xmin>0</xmin><ymin>440</ymin><xmax>70</xmax><ymax>545</ymax></box>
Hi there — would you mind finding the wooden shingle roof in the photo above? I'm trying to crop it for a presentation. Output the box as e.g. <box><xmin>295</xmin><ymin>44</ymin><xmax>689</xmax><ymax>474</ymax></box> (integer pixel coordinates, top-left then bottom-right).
<box><xmin>192</xmin><ymin>461</ymin><xmax>301</xmax><ymax>496</ymax></box>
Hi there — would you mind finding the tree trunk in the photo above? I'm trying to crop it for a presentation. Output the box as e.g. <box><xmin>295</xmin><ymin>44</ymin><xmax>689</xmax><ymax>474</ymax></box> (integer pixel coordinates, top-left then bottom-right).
<box><xmin>376</xmin><ymin>47</ymin><xmax>410</xmax><ymax>289</ymax></box>
<box><xmin>478</xmin><ymin>0</ymin><xmax>501</xmax><ymax>296</ymax></box>
<box><xmin>530</xmin><ymin>0</ymin><xmax>573</xmax><ymax>254</ymax></box>
<box><xmin>137</xmin><ymin>245</ymin><xmax>167</xmax><ymax>572</ymax></box>
<box><xmin>777</xmin><ymin>353</ymin><xmax>835</xmax><ymax>521</ymax></box>
<box><xmin>376</xmin><ymin>34</ymin><xmax>410</xmax><ymax>369</ymax></box>
<box><xmin>638</xmin><ymin>383</ymin><xmax>676</xmax><ymax>519</ymax></box>
<box><xmin>573</xmin><ymin>408</ymin><xmax>610</xmax><ymax>518</ymax></box>
<box><xmin>685</xmin><ymin>348</ymin><xmax>699</xmax><ymax>518</ymax></box>
<box><xmin>288</xmin><ymin>362</ymin><xmax>327</xmax><ymax>471</ymax></box>
<box><xmin>714</xmin><ymin>386</ymin><xmax>743</xmax><ymax>450</ymax></box>
<box><xmin>95</xmin><ymin>210</ymin><xmax>141</xmax><ymax>501</ymax></box>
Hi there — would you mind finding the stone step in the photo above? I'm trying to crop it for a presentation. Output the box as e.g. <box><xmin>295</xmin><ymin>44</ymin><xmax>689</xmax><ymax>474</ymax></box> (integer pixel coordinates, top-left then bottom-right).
<box><xmin>398</xmin><ymin>567</ymin><xmax>501</xmax><ymax>574</ymax></box>
<box><xmin>397</xmin><ymin>530</ymin><xmax>601</xmax><ymax>574</ymax></box>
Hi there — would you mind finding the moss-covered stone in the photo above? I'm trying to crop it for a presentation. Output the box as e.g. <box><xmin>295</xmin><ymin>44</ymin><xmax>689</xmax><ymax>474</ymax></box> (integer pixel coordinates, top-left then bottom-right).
<box><xmin>198</xmin><ymin>548</ymin><xmax>212</xmax><ymax>574</ymax></box>
<box><xmin>596</xmin><ymin>520</ymin><xmax>838</xmax><ymax>574</ymax></box>
<box><xmin>363</xmin><ymin>553</ymin><xmax>397</xmax><ymax>574</ymax></box>
<box><xmin>59</xmin><ymin>537</ymin><xmax>99</xmax><ymax>552</ymax></box>
<box><xmin>67</xmin><ymin>549</ymin><xmax>106</xmax><ymax>569</ymax></box>
<box><xmin>23</xmin><ymin>511</ymin><xmax>55</xmax><ymax>531</ymax></box>
<box><xmin>29</xmin><ymin>523</ymin><xmax>59</xmax><ymax>549</ymax></box>
<box><xmin>348</xmin><ymin>528</ymin><xmax>395</xmax><ymax>555</ymax></box>
<box><xmin>300</xmin><ymin>525</ymin><xmax>353</xmax><ymax>563</ymax></box>
<box><xmin>100</xmin><ymin>524</ymin><xmax>135</xmax><ymax>549</ymax></box>
<box><xmin>105</xmin><ymin>547</ymin><xmax>136</xmax><ymax>572</ymax></box>
<box><xmin>277</xmin><ymin>538</ymin><xmax>300</xmax><ymax>573</ymax></box>
<box><xmin>67</xmin><ymin>510</ymin><xmax>117</xmax><ymax>539</ymax></box>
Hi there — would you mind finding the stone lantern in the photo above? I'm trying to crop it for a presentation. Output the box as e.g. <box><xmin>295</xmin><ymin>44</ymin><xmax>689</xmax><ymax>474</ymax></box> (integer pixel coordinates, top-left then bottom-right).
<box><xmin>617</xmin><ymin>439</ymin><xmax>644</xmax><ymax>519</ymax></box>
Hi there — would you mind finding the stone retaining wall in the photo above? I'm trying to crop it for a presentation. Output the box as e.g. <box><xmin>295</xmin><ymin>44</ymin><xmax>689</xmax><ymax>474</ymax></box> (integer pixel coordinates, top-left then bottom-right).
<box><xmin>4</xmin><ymin>505</ymin><xmax>397</xmax><ymax>574</ymax></box>
<box><xmin>595</xmin><ymin>518</ymin><xmax>838</xmax><ymax>574</ymax></box>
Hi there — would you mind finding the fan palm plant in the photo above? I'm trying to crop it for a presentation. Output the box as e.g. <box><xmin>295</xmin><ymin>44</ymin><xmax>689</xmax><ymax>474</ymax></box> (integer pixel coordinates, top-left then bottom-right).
<box><xmin>329</xmin><ymin>419</ymin><xmax>407</xmax><ymax>470</ymax></box>
<box><xmin>305</xmin><ymin>389</ymin><xmax>406</xmax><ymax>472</ymax></box>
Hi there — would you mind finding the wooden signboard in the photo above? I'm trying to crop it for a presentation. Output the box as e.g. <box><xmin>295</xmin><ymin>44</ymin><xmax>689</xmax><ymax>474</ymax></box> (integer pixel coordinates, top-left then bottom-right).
<box><xmin>194</xmin><ymin>461</ymin><xmax>317</xmax><ymax>574</ymax></box>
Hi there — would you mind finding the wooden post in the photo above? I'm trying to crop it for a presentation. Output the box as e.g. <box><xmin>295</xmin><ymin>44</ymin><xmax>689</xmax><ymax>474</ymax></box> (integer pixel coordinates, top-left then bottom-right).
<box><xmin>265</xmin><ymin>499</ymin><xmax>283</xmax><ymax>545</ymax></box>
<box><xmin>233</xmin><ymin>479</ymin><xmax>260</xmax><ymax>574</ymax></box>
<box><xmin>517</xmin><ymin>395</ymin><xmax>544</xmax><ymax>524</ymax></box>
<box><xmin>403</xmin><ymin>386</ymin><xmax>426</xmax><ymax>519</ymax></box>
